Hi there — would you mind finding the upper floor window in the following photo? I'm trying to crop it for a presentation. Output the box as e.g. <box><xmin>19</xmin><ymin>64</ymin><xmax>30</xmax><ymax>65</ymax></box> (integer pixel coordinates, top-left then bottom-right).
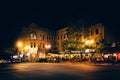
<box><xmin>61</xmin><ymin>35</ymin><xmax>62</xmax><ymax>39</ymax></box>
<box><xmin>43</xmin><ymin>35</ymin><xmax>44</xmax><ymax>40</ymax></box>
<box><xmin>39</xmin><ymin>34</ymin><xmax>42</xmax><ymax>40</ymax></box>
<box><xmin>43</xmin><ymin>43</ymin><xmax>45</xmax><ymax>48</ymax></box>
<box><xmin>30</xmin><ymin>33</ymin><xmax>36</xmax><ymax>39</ymax></box>
<box><xmin>96</xmin><ymin>29</ymin><xmax>99</xmax><ymax>34</ymax></box>
<box><xmin>58</xmin><ymin>36</ymin><xmax>59</xmax><ymax>40</ymax></box>
<box><xmin>64</xmin><ymin>34</ymin><xmax>67</xmax><ymax>38</ymax></box>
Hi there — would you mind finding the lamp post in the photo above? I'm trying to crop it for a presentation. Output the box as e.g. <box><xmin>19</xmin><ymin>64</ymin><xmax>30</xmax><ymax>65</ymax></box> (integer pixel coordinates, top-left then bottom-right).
<box><xmin>85</xmin><ymin>39</ymin><xmax>95</xmax><ymax>62</ymax></box>
<box><xmin>17</xmin><ymin>41</ymin><xmax>23</xmax><ymax>58</ymax></box>
<box><xmin>45</xmin><ymin>44</ymin><xmax>51</xmax><ymax>55</ymax></box>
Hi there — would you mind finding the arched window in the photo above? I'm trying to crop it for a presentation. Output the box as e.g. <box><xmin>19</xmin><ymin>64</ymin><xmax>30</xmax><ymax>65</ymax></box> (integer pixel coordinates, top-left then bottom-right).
<box><xmin>39</xmin><ymin>34</ymin><xmax>42</xmax><ymax>40</ymax></box>
<box><xmin>34</xmin><ymin>42</ymin><xmax>36</xmax><ymax>48</ymax></box>
<box><xmin>31</xmin><ymin>42</ymin><xmax>33</xmax><ymax>48</ymax></box>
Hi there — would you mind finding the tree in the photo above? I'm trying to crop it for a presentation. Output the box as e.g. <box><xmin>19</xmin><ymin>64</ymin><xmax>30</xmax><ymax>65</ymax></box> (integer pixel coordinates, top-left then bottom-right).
<box><xmin>61</xmin><ymin>19</ymin><xmax>87</xmax><ymax>53</ymax></box>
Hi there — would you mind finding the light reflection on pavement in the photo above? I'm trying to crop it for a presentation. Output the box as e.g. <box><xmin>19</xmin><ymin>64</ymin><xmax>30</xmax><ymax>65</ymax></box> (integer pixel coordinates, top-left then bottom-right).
<box><xmin>0</xmin><ymin>63</ymin><xmax>120</xmax><ymax>80</ymax></box>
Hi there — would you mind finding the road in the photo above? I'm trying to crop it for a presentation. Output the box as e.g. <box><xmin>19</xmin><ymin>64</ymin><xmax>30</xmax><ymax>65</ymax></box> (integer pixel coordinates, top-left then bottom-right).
<box><xmin>0</xmin><ymin>63</ymin><xmax>120</xmax><ymax>80</ymax></box>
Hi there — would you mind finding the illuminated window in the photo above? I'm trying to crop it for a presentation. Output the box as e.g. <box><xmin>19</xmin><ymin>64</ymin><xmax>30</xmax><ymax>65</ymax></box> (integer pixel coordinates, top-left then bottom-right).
<box><xmin>31</xmin><ymin>34</ymin><xmax>34</xmax><ymax>39</ymax></box>
<box><xmin>34</xmin><ymin>34</ymin><xmax>36</xmax><ymax>39</ymax></box>
<box><xmin>30</xmin><ymin>33</ymin><xmax>36</xmax><ymax>39</ymax></box>
<box><xmin>39</xmin><ymin>34</ymin><xmax>42</xmax><ymax>40</ymax></box>
<box><xmin>64</xmin><ymin>34</ymin><xmax>67</xmax><ymax>38</ymax></box>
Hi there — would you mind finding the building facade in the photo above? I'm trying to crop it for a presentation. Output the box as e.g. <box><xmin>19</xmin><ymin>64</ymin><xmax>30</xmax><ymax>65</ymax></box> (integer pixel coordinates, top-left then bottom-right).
<box><xmin>17</xmin><ymin>22</ymin><xmax>117</xmax><ymax>61</ymax></box>
<box><xmin>56</xmin><ymin>23</ymin><xmax>104</xmax><ymax>53</ymax></box>
<box><xmin>87</xmin><ymin>23</ymin><xmax>104</xmax><ymax>48</ymax></box>
<box><xmin>56</xmin><ymin>27</ymin><xmax>68</xmax><ymax>52</ymax></box>
<box><xmin>18</xmin><ymin>23</ymin><xmax>56</xmax><ymax>61</ymax></box>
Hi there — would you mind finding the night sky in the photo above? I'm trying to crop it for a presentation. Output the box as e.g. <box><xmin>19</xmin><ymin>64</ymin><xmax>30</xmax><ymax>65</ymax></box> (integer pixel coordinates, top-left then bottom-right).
<box><xmin>0</xmin><ymin>0</ymin><xmax>120</xmax><ymax>48</ymax></box>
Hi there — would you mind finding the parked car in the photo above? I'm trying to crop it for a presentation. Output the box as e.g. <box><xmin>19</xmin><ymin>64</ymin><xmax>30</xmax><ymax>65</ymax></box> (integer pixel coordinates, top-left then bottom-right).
<box><xmin>0</xmin><ymin>59</ymin><xmax>11</xmax><ymax>63</ymax></box>
<box><xmin>38</xmin><ymin>58</ymin><xmax>48</xmax><ymax>62</ymax></box>
<box><xmin>96</xmin><ymin>57</ymin><xmax>104</xmax><ymax>63</ymax></box>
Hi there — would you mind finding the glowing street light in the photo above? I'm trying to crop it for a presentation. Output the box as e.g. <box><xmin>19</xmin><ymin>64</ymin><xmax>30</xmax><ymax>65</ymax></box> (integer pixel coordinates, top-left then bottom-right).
<box><xmin>45</xmin><ymin>44</ymin><xmax>51</xmax><ymax>49</ymax></box>
<box><xmin>45</xmin><ymin>44</ymin><xmax>51</xmax><ymax>54</ymax></box>
<box><xmin>15</xmin><ymin>40</ymin><xmax>23</xmax><ymax>62</ymax></box>
<box><xmin>17</xmin><ymin>41</ymin><xmax>23</xmax><ymax>48</ymax></box>
<box><xmin>16</xmin><ymin>41</ymin><xmax>23</xmax><ymax>54</ymax></box>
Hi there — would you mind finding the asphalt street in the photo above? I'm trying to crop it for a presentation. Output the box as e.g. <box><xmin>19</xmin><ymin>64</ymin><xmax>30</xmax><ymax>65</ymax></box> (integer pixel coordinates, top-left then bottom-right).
<box><xmin>0</xmin><ymin>63</ymin><xmax>120</xmax><ymax>80</ymax></box>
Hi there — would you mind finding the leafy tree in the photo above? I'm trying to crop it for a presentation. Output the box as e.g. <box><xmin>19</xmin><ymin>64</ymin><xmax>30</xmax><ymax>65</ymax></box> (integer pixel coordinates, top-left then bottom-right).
<box><xmin>61</xmin><ymin>19</ymin><xmax>87</xmax><ymax>53</ymax></box>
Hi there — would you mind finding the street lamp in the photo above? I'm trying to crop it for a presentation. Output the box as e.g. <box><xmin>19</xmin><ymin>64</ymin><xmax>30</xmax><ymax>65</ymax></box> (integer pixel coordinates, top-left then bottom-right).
<box><xmin>15</xmin><ymin>41</ymin><xmax>23</xmax><ymax>62</ymax></box>
<box><xmin>17</xmin><ymin>41</ymin><xmax>23</xmax><ymax>48</ymax></box>
<box><xmin>45</xmin><ymin>44</ymin><xmax>51</xmax><ymax>54</ymax></box>
<box><xmin>16</xmin><ymin>41</ymin><xmax>23</xmax><ymax>55</ymax></box>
